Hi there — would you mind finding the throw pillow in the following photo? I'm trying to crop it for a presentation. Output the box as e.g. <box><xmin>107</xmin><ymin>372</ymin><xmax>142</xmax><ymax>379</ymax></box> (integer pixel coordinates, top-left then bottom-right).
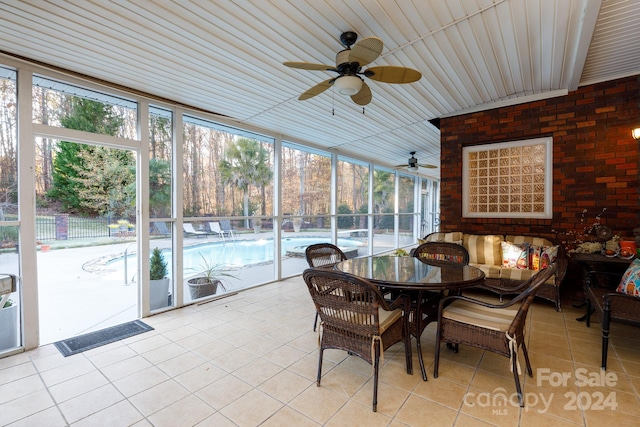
<box><xmin>540</xmin><ymin>245</ymin><xmax>559</xmax><ymax>269</ymax></box>
<box><xmin>501</xmin><ymin>241</ymin><xmax>529</xmax><ymax>269</ymax></box>
<box><xmin>616</xmin><ymin>259</ymin><xmax>640</xmax><ymax>297</ymax></box>
<box><xmin>529</xmin><ymin>245</ymin><xmax>542</xmax><ymax>271</ymax></box>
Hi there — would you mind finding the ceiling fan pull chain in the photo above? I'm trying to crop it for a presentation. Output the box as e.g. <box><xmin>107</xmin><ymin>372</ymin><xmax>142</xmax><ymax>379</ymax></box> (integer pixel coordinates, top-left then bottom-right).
<box><xmin>362</xmin><ymin>107</ymin><xmax>365</xmax><ymax>114</ymax></box>
<box><xmin>332</xmin><ymin>86</ymin><xmax>335</xmax><ymax>115</ymax></box>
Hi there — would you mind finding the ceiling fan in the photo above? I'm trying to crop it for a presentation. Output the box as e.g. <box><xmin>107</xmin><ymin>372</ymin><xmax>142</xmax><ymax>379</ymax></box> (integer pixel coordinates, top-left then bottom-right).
<box><xmin>283</xmin><ymin>31</ymin><xmax>422</xmax><ymax>106</ymax></box>
<box><xmin>394</xmin><ymin>152</ymin><xmax>437</xmax><ymax>171</ymax></box>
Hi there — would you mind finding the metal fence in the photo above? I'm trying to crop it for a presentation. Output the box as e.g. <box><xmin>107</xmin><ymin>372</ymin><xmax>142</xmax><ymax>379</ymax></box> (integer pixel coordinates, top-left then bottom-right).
<box><xmin>36</xmin><ymin>215</ymin><xmax>129</xmax><ymax>241</ymax></box>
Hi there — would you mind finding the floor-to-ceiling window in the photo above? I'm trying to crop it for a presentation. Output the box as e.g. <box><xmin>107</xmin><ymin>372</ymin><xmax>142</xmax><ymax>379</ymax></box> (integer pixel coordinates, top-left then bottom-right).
<box><xmin>0</xmin><ymin>66</ymin><xmax>20</xmax><ymax>353</ymax></box>
<box><xmin>0</xmin><ymin>56</ymin><xmax>440</xmax><ymax>352</ymax></box>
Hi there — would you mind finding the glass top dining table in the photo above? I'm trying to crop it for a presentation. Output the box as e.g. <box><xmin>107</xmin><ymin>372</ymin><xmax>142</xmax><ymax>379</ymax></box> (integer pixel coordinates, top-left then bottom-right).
<box><xmin>334</xmin><ymin>255</ymin><xmax>485</xmax><ymax>291</ymax></box>
<box><xmin>334</xmin><ymin>255</ymin><xmax>486</xmax><ymax>380</ymax></box>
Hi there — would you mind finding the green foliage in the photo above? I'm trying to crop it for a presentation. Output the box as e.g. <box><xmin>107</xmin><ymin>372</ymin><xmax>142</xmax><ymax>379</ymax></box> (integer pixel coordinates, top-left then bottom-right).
<box><xmin>337</xmin><ymin>204</ymin><xmax>354</xmax><ymax>229</ymax></box>
<box><xmin>373</xmin><ymin>170</ymin><xmax>394</xmax><ymax>213</ymax></box>
<box><xmin>47</xmin><ymin>98</ymin><xmax>131</xmax><ymax>216</ymax></box>
<box><xmin>73</xmin><ymin>147</ymin><xmax>135</xmax><ymax>217</ymax></box>
<box><xmin>0</xmin><ymin>226</ymin><xmax>17</xmax><ymax>243</ymax></box>
<box><xmin>191</xmin><ymin>253</ymin><xmax>238</xmax><ymax>290</ymax></box>
<box><xmin>219</xmin><ymin>138</ymin><xmax>272</xmax><ymax>219</ymax></box>
<box><xmin>150</xmin><ymin>247</ymin><xmax>168</xmax><ymax>280</ymax></box>
<box><xmin>148</xmin><ymin>158</ymin><xmax>171</xmax><ymax>217</ymax></box>
<box><xmin>48</xmin><ymin>141</ymin><xmax>84</xmax><ymax>211</ymax></box>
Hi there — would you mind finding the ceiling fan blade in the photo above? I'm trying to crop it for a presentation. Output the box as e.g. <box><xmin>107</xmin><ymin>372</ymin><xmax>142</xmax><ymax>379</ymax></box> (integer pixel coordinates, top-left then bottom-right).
<box><xmin>365</xmin><ymin>66</ymin><xmax>422</xmax><ymax>83</ymax></box>
<box><xmin>283</xmin><ymin>61</ymin><xmax>338</xmax><ymax>72</ymax></box>
<box><xmin>418</xmin><ymin>163</ymin><xmax>438</xmax><ymax>169</ymax></box>
<box><xmin>299</xmin><ymin>78</ymin><xmax>335</xmax><ymax>100</ymax></box>
<box><xmin>351</xmin><ymin>81</ymin><xmax>372</xmax><ymax>105</ymax></box>
<box><xmin>349</xmin><ymin>37</ymin><xmax>383</xmax><ymax>66</ymax></box>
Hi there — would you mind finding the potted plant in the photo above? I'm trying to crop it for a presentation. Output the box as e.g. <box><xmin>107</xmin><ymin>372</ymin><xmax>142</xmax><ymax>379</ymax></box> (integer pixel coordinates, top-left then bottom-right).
<box><xmin>149</xmin><ymin>247</ymin><xmax>170</xmax><ymax>310</ymax></box>
<box><xmin>187</xmin><ymin>253</ymin><xmax>237</xmax><ymax>299</ymax></box>
<box><xmin>0</xmin><ymin>274</ymin><xmax>18</xmax><ymax>350</ymax></box>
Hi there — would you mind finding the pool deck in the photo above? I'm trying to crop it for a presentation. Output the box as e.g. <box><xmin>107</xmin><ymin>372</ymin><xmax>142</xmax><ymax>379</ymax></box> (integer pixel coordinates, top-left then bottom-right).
<box><xmin>1</xmin><ymin>230</ymin><xmax>402</xmax><ymax>346</ymax></box>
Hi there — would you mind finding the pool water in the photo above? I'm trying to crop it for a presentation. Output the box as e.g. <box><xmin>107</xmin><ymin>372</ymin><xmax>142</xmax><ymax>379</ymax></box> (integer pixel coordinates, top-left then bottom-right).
<box><xmin>107</xmin><ymin>237</ymin><xmax>364</xmax><ymax>275</ymax></box>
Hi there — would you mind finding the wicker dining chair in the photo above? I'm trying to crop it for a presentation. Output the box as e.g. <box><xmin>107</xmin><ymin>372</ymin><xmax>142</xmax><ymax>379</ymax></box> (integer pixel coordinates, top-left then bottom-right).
<box><xmin>412</xmin><ymin>241</ymin><xmax>470</xmax><ymax>265</ymax></box>
<box><xmin>434</xmin><ymin>263</ymin><xmax>558</xmax><ymax>407</ymax></box>
<box><xmin>305</xmin><ymin>243</ymin><xmax>348</xmax><ymax>331</ymax></box>
<box><xmin>410</xmin><ymin>242</ymin><xmax>471</xmax><ymax>354</ymax></box>
<box><xmin>302</xmin><ymin>268</ymin><xmax>412</xmax><ymax>412</ymax></box>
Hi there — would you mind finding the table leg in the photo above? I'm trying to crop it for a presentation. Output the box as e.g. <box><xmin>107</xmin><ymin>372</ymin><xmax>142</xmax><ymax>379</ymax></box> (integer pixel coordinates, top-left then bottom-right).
<box><xmin>414</xmin><ymin>290</ymin><xmax>428</xmax><ymax>381</ymax></box>
<box><xmin>410</xmin><ymin>290</ymin><xmax>442</xmax><ymax>381</ymax></box>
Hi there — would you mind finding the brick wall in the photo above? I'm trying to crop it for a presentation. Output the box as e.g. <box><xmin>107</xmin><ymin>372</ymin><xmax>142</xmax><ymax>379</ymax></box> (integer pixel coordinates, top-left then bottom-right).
<box><xmin>439</xmin><ymin>75</ymin><xmax>640</xmax><ymax>244</ymax></box>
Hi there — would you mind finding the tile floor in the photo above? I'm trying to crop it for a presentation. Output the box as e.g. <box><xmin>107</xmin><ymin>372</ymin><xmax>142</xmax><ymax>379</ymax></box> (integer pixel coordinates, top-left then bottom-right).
<box><xmin>1</xmin><ymin>276</ymin><xmax>639</xmax><ymax>426</ymax></box>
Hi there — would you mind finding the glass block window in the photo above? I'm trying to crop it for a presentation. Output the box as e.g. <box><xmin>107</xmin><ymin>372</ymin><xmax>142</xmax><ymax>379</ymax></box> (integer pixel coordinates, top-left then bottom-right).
<box><xmin>462</xmin><ymin>137</ymin><xmax>552</xmax><ymax>218</ymax></box>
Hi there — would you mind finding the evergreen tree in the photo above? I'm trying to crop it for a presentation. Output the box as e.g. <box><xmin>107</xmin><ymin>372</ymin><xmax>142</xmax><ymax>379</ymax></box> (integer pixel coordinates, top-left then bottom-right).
<box><xmin>219</xmin><ymin>138</ymin><xmax>272</xmax><ymax>227</ymax></box>
<box><xmin>47</xmin><ymin>98</ymin><xmax>128</xmax><ymax>214</ymax></box>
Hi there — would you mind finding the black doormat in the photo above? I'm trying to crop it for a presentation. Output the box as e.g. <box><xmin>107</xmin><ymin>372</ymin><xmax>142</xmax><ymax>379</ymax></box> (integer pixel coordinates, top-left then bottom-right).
<box><xmin>53</xmin><ymin>320</ymin><xmax>154</xmax><ymax>357</ymax></box>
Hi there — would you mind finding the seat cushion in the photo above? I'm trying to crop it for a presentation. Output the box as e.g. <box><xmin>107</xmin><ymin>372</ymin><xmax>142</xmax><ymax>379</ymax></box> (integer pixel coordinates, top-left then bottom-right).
<box><xmin>469</xmin><ymin>263</ymin><xmax>502</xmax><ymax>279</ymax></box>
<box><xmin>443</xmin><ymin>300</ymin><xmax>519</xmax><ymax>332</ymax></box>
<box><xmin>379</xmin><ymin>308</ymin><xmax>403</xmax><ymax>333</ymax></box>
<box><xmin>347</xmin><ymin>308</ymin><xmax>402</xmax><ymax>334</ymax></box>
<box><xmin>500</xmin><ymin>267</ymin><xmax>556</xmax><ymax>285</ymax></box>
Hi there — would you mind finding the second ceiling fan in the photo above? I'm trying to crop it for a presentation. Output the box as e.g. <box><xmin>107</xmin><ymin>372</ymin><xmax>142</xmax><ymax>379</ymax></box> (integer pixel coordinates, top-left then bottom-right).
<box><xmin>283</xmin><ymin>31</ymin><xmax>422</xmax><ymax>106</ymax></box>
<box><xmin>394</xmin><ymin>152</ymin><xmax>437</xmax><ymax>171</ymax></box>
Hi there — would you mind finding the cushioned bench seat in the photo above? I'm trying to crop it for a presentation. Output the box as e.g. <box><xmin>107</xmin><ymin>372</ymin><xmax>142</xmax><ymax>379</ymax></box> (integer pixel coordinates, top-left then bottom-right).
<box><xmin>424</xmin><ymin>231</ymin><xmax>568</xmax><ymax>311</ymax></box>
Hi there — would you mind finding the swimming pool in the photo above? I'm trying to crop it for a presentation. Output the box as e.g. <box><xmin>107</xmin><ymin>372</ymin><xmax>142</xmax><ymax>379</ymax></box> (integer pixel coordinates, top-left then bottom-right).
<box><xmin>105</xmin><ymin>237</ymin><xmax>364</xmax><ymax>275</ymax></box>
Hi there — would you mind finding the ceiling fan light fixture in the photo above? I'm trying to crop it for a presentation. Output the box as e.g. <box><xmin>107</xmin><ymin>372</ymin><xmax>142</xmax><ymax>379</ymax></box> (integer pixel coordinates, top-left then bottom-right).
<box><xmin>407</xmin><ymin>165</ymin><xmax>419</xmax><ymax>172</ymax></box>
<box><xmin>334</xmin><ymin>75</ymin><xmax>362</xmax><ymax>95</ymax></box>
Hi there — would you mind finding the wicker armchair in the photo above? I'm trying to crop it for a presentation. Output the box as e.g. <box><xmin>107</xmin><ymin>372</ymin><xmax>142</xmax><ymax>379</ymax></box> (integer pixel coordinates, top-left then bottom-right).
<box><xmin>585</xmin><ymin>271</ymin><xmax>640</xmax><ymax>370</ymax></box>
<box><xmin>305</xmin><ymin>243</ymin><xmax>347</xmax><ymax>268</ymax></box>
<box><xmin>434</xmin><ymin>263</ymin><xmax>558</xmax><ymax>407</ymax></box>
<box><xmin>302</xmin><ymin>268</ymin><xmax>412</xmax><ymax>412</ymax></box>
<box><xmin>305</xmin><ymin>243</ymin><xmax>348</xmax><ymax>331</ymax></box>
<box><xmin>409</xmin><ymin>242</ymin><xmax>471</xmax><ymax>376</ymax></box>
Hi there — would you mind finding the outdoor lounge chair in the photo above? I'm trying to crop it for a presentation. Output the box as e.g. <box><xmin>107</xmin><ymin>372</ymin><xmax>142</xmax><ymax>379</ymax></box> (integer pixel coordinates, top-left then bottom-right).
<box><xmin>152</xmin><ymin>221</ymin><xmax>171</xmax><ymax>236</ymax></box>
<box><xmin>208</xmin><ymin>222</ymin><xmax>227</xmax><ymax>241</ymax></box>
<box><xmin>219</xmin><ymin>219</ymin><xmax>235</xmax><ymax>240</ymax></box>
<box><xmin>183</xmin><ymin>223</ymin><xmax>208</xmax><ymax>238</ymax></box>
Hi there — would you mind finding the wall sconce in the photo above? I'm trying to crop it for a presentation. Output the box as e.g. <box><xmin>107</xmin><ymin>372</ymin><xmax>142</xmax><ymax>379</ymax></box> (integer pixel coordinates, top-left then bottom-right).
<box><xmin>633</xmin><ymin>127</ymin><xmax>640</xmax><ymax>141</ymax></box>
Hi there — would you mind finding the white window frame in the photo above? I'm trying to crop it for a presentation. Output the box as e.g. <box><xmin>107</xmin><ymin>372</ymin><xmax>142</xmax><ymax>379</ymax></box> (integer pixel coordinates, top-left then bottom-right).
<box><xmin>462</xmin><ymin>137</ymin><xmax>553</xmax><ymax>219</ymax></box>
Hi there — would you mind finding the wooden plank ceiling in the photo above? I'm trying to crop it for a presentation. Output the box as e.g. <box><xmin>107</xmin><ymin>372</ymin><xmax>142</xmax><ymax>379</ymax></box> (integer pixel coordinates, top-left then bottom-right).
<box><xmin>1</xmin><ymin>0</ymin><xmax>639</xmax><ymax>177</ymax></box>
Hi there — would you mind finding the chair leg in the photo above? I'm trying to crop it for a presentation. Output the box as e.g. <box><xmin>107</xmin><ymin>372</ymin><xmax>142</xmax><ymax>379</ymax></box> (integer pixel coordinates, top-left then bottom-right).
<box><xmin>512</xmin><ymin>352</ymin><xmax>524</xmax><ymax>407</ymax></box>
<box><xmin>403</xmin><ymin>311</ymin><xmax>413</xmax><ymax>375</ymax></box>
<box><xmin>602</xmin><ymin>301</ymin><xmax>611</xmax><ymax>370</ymax></box>
<box><xmin>313</xmin><ymin>312</ymin><xmax>319</xmax><ymax>332</ymax></box>
<box><xmin>372</xmin><ymin>341</ymin><xmax>380</xmax><ymax>412</ymax></box>
<box><xmin>585</xmin><ymin>298</ymin><xmax>592</xmax><ymax>327</ymax></box>
<box><xmin>317</xmin><ymin>348</ymin><xmax>324</xmax><ymax>386</ymax></box>
<box><xmin>434</xmin><ymin>326</ymin><xmax>442</xmax><ymax>378</ymax></box>
<box><xmin>521</xmin><ymin>341</ymin><xmax>533</xmax><ymax>377</ymax></box>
